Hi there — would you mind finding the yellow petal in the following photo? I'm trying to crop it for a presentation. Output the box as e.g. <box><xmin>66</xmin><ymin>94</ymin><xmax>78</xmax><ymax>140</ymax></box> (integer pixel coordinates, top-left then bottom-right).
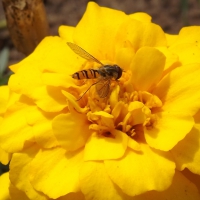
<box><xmin>153</xmin><ymin>63</ymin><xmax>200</xmax><ymax>116</ymax></box>
<box><xmin>165</xmin><ymin>33</ymin><xmax>178</xmax><ymax>47</ymax></box>
<box><xmin>80</xmin><ymin>161</ymin><xmax>132</xmax><ymax>200</ymax></box>
<box><xmin>105</xmin><ymin>145</ymin><xmax>175</xmax><ymax>196</ymax></box>
<box><xmin>30</xmin><ymin>147</ymin><xmax>83</xmax><ymax>199</ymax></box>
<box><xmin>84</xmin><ymin>130</ymin><xmax>128</xmax><ymax>161</ymax></box>
<box><xmin>9</xmin><ymin>183</ymin><xmax>29</xmax><ymax>200</ymax></box>
<box><xmin>9</xmin><ymin>36</ymin><xmax>83</xmax><ymax>98</ymax></box>
<box><xmin>0</xmin><ymin>172</ymin><xmax>10</xmax><ymax>200</ymax></box>
<box><xmin>129</xmin><ymin>12</ymin><xmax>152</xmax><ymax>22</ymax></box>
<box><xmin>173</xmin><ymin>26</ymin><xmax>200</xmax><ymax>47</ymax></box>
<box><xmin>0</xmin><ymin>147</ymin><xmax>11</xmax><ymax>165</ymax></box>
<box><xmin>182</xmin><ymin>169</ymin><xmax>200</xmax><ymax>193</ymax></box>
<box><xmin>145</xmin><ymin>111</ymin><xmax>194</xmax><ymax>151</ymax></box>
<box><xmin>156</xmin><ymin>46</ymin><xmax>180</xmax><ymax>74</ymax></box>
<box><xmin>57</xmin><ymin>192</ymin><xmax>85</xmax><ymax>200</ymax></box>
<box><xmin>115</xmin><ymin>17</ymin><xmax>167</xmax><ymax>51</ymax></box>
<box><xmin>26</xmin><ymin>106</ymin><xmax>59</xmax><ymax>148</ymax></box>
<box><xmin>32</xmin><ymin>86</ymin><xmax>68</xmax><ymax>112</ymax></box>
<box><xmin>42</xmin><ymin>72</ymin><xmax>75</xmax><ymax>88</ymax></box>
<box><xmin>115</xmin><ymin>45</ymin><xmax>135</xmax><ymax>71</ymax></box>
<box><xmin>59</xmin><ymin>25</ymin><xmax>75</xmax><ymax>42</ymax></box>
<box><xmin>0</xmin><ymin>86</ymin><xmax>9</xmax><ymax>114</ymax></box>
<box><xmin>52</xmin><ymin>112</ymin><xmax>91</xmax><ymax>151</ymax></box>
<box><xmin>169</xmin><ymin>43</ymin><xmax>200</xmax><ymax>65</ymax></box>
<box><xmin>171</xmin><ymin>126</ymin><xmax>200</xmax><ymax>174</ymax></box>
<box><xmin>0</xmin><ymin>103</ymin><xmax>34</xmax><ymax>153</ymax></box>
<box><xmin>132</xmin><ymin>170</ymin><xmax>200</xmax><ymax>200</ymax></box>
<box><xmin>73</xmin><ymin>2</ymin><xmax>127</xmax><ymax>61</ymax></box>
<box><xmin>130</xmin><ymin>47</ymin><xmax>165</xmax><ymax>91</ymax></box>
<box><xmin>9</xmin><ymin>145</ymin><xmax>48</xmax><ymax>200</ymax></box>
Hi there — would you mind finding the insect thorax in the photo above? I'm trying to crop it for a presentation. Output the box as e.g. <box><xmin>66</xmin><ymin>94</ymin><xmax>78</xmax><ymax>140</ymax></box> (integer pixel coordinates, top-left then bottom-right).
<box><xmin>99</xmin><ymin>65</ymin><xmax>122</xmax><ymax>80</ymax></box>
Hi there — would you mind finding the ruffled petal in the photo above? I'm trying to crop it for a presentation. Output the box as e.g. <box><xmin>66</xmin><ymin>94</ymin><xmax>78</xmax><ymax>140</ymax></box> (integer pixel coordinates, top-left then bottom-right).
<box><xmin>30</xmin><ymin>147</ymin><xmax>83</xmax><ymax>199</ymax></box>
<box><xmin>145</xmin><ymin>111</ymin><xmax>194</xmax><ymax>151</ymax></box>
<box><xmin>0</xmin><ymin>172</ymin><xmax>10</xmax><ymax>200</ymax></box>
<box><xmin>105</xmin><ymin>145</ymin><xmax>175</xmax><ymax>196</ymax></box>
<box><xmin>57</xmin><ymin>192</ymin><xmax>85</xmax><ymax>200</ymax></box>
<box><xmin>130</xmin><ymin>47</ymin><xmax>165</xmax><ymax>91</ymax></box>
<box><xmin>80</xmin><ymin>161</ymin><xmax>132</xmax><ymax>200</ymax></box>
<box><xmin>171</xmin><ymin>111</ymin><xmax>200</xmax><ymax>174</ymax></box>
<box><xmin>73</xmin><ymin>2</ymin><xmax>127</xmax><ymax>61</ymax></box>
<box><xmin>129</xmin><ymin>12</ymin><xmax>152</xmax><ymax>22</ymax></box>
<box><xmin>26</xmin><ymin>106</ymin><xmax>59</xmax><ymax>148</ymax></box>
<box><xmin>0</xmin><ymin>147</ymin><xmax>11</xmax><ymax>165</ymax></box>
<box><xmin>84</xmin><ymin>130</ymin><xmax>128</xmax><ymax>161</ymax></box>
<box><xmin>9</xmin><ymin>37</ymin><xmax>82</xmax><ymax>99</ymax></box>
<box><xmin>153</xmin><ymin>63</ymin><xmax>200</xmax><ymax>116</ymax></box>
<box><xmin>115</xmin><ymin>17</ymin><xmax>167</xmax><ymax>51</ymax></box>
<box><xmin>182</xmin><ymin>169</ymin><xmax>200</xmax><ymax>193</ymax></box>
<box><xmin>0</xmin><ymin>103</ymin><xmax>34</xmax><ymax>153</ymax></box>
<box><xmin>132</xmin><ymin>170</ymin><xmax>200</xmax><ymax>200</ymax></box>
<box><xmin>9</xmin><ymin>145</ymin><xmax>48</xmax><ymax>200</ymax></box>
<box><xmin>9</xmin><ymin>183</ymin><xmax>29</xmax><ymax>200</ymax></box>
<box><xmin>52</xmin><ymin>112</ymin><xmax>91</xmax><ymax>151</ymax></box>
<box><xmin>59</xmin><ymin>25</ymin><xmax>75</xmax><ymax>42</ymax></box>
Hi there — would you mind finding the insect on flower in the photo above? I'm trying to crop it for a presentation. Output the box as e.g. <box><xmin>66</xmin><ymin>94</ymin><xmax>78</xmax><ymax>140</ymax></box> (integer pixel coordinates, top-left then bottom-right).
<box><xmin>67</xmin><ymin>42</ymin><xmax>123</xmax><ymax>101</ymax></box>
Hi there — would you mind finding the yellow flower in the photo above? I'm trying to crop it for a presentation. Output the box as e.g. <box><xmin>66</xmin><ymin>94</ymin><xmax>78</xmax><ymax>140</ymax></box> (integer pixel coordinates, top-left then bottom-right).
<box><xmin>0</xmin><ymin>2</ymin><xmax>200</xmax><ymax>200</ymax></box>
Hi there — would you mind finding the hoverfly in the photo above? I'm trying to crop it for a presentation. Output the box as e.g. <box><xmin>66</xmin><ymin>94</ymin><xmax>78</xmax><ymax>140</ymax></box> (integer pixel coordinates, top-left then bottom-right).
<box><xmin>67</xmin><ymin>42</ymin><xmax>123</xmax><ymax>101</ymax></box>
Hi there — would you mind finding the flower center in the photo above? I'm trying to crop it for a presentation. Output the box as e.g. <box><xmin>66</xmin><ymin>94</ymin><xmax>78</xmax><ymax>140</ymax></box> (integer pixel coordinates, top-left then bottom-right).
<box><xmin>82</xmin><ymin>80</ymin><xmax>162</xmax><ymax>139</ymax></box>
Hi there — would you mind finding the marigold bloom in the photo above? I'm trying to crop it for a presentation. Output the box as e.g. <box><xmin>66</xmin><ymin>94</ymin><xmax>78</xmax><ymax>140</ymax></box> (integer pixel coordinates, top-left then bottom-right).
<box><xmin>0</xmin><ymin>2</ymin><xmax>200</xmax><ymax>200</ymax></box>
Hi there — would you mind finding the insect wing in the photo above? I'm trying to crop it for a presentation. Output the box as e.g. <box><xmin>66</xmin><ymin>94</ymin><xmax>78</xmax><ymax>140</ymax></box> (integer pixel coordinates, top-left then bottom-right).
<box><xmin>95</xmin><ymin>78</ymin><xmax>110</xmax><ymax>98</ymax></box>
<box><xmin>67</xmin><ymin>42</ymin><xmax>103</xmax><ymax>66</ymax></box>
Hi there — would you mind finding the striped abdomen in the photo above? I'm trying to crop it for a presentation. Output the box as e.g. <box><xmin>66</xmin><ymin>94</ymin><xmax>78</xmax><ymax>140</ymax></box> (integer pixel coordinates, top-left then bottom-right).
<box><xmin>72</xmin><ymin>69</ymin><xmax>99</xmax><ymax>80</ymax></box>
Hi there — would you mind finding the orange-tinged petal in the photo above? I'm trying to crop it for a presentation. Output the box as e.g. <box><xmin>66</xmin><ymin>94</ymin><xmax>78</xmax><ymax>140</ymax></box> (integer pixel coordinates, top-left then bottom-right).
<box><xmin>115</xmin><ymin>17</ymin><xmax>167</xmax><ymax>51</ymax></box>
<box><xmin>73</xmin><ymin>2</ymin><xmax>127</xmax><ymax>61</ymax></box>
<box><xmin>30</xmin><ymin>147</ymin><xmax>83</xmax><ymax>199</ymax></box>
<box><xmin>84</xmin><ymin>130</ymin><xmax>128</xmax><ymax>161</ymax></box>
<box><xmin>153</xmin><ymin>64</ymin><xmax>200</xmax><ymax>116</ymax></box>
<box><xmin>0</xmin><ymin>172</ymin><xmax>10</xmax><ymax>200</ymax></box>
<box><xmin>132</xmin><ymin>170</ymin><xmax>200</xmax><ymax>200</ymax></box>
<box><xmin>59</xmin><ymin>25</ymin><xmax>75</xmax><ymax>42</ymax></box>
<box><xmin>52</xmin><ymin>113</ymin><xmax>91</xmax><ymax>151</ymax></box>
<box><xmin>145</xmin><ymin>111</ymin><xmax>194</xmax><ymax>151</ymax></box>
<box><xmin>182</xmin><ymin>169</ymin><xmax>200</xmax><ymax>193</ymax></box>
<box><xmin>57</xmin><ymin>192</ymin><xmax>85</xmax><ymax>200</ymax></box>
<box><xmin>105</xmin><ymin>145</ymin><xmax>175</xmax><ymax>196</ymax></box>
<box><xmin>26</xmin><ymin>106</ymin><xmax>59</xmax><ymax>149</ymax></box>
<box><xmin>0</xmin><ymin>103</ymin><xmax>34</xmax><ymax>153</ymax></box>
<box><xmin>130</xmin><ymin>47</ymin><xmax>165</xmax><ymax>91</ymax></box>
<box><xmin>171</xmin><ymin>126</ymin><xmax>200</xmax><ymax>174</ymax></box>
<box><xmin>129</xmin><ymin>12</ymin><xmax>152</xmax><ymax>22</ymax></box>
<box><xmin>9</xmin><ymin>184</ymin><xmax>29</xmax><ymax>200</ymax></box>
<box><xmin>80</xmin><ymin>161</ymin><xmax>132</xmax><ymax>200</ymax></box>
<box><xmin>9</xmin><ymin>145</ymin><xmax>47</xmax><ymax>200</ymax></box>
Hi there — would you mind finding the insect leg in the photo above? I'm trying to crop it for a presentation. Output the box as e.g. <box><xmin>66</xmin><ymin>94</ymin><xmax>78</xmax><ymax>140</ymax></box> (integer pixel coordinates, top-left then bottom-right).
<box><xmin>76</xmin><ymin>79</ymin><xmax>102</xmax><ymax>101</ymax></box>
